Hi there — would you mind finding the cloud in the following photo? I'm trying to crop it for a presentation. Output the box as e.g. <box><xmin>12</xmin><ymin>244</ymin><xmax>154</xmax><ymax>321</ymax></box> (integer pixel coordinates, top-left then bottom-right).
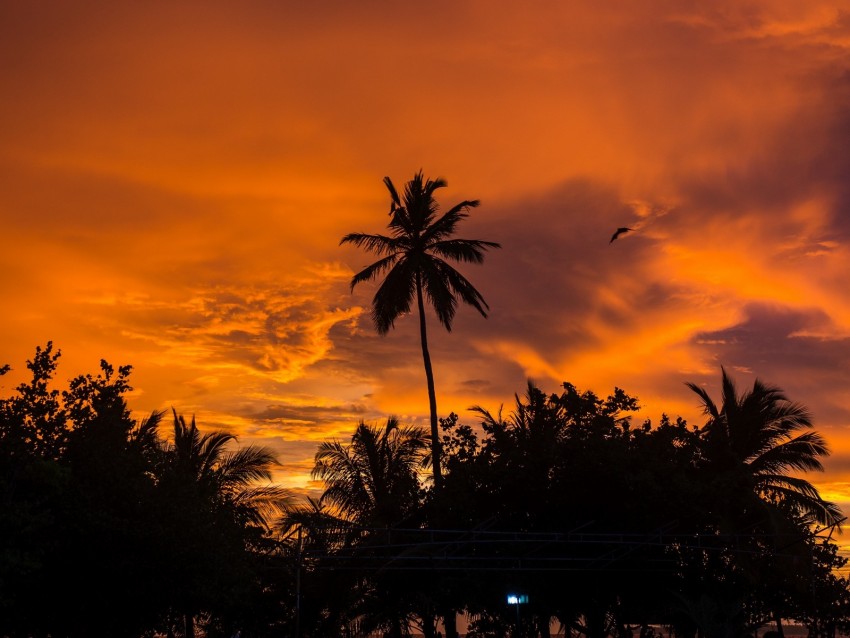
<box><xmin>689</xmin><ymin>304</ymin><xmax>850</xmax><ymax>429</ymax></box>
<box><xmin>4</xmin><ymin>0</ymin><xmax>850</xmax><ymax>494</ymax></box>
<box><xmin>111</xmin><ymin>280</ymin><xmax>361</xmax><ymax>383</ymax></box>
<box><xmin>251</xmin><ymin>402</ymin><xmax>368</xmax><ymax>427</ymax></box>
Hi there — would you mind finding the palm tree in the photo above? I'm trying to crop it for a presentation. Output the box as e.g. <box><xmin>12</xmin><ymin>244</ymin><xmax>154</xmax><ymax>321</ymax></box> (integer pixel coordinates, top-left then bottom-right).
<box><xmin>686</xmin><ymin>368</ymin><xmax>841</xmax><ymax>527</ymax></box>
<box><xmin>313</xmin><ymin>417</ymin><xmax>429</xmax><ymax>527</ymax></box>
<box><xmin>687</xmin><ymin>370</ymin><xmax>843</xmax><ymax>638</ymax></box>
<box><xmin>166</xmin><ymin>409</ymin><xmax>287</xmax><ymax>526</ymax></box>
<box><xmin>161</xmin><ymin>410</ymin><xmax>288</xmax><ymax>637</ymax></box>
<box><xmin>312</xmin><ymin>418</ymin><xmax>430</xmax><ymax>638</ymax></box>
<box><xmin>341</xmin><ymin>171</ymin><xmax>500</xmax><ymax>487</ymax></box>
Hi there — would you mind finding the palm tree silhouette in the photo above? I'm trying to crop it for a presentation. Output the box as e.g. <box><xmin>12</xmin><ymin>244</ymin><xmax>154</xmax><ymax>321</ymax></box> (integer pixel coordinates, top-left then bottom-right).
<box><xmin>686</xmin><ymin>369</ymin><xmax>841</xmax><ymax>527</ymax></box>
<box><xmin>313</xmin><ymin>417</ymin><xmax>429</xmax><ymax>526</ymax></box>
<box><xmin>162</xmin><ymin>410</ymin><xmax>287</xmax><ymax>637</ymax></box>
<box><xmin>341</xmin><ymin>172</ymin><xmax>499</xmax><ymax>487</ymax></box>
<box><xmin>312</xmin><ymin>418</ymin><xmax>430</xmax><ymax>638</ymax></box>
<box><xmin>166</xmin><ymin>410</ymin><xmax>287</xmax><ymax>526</ymax></box>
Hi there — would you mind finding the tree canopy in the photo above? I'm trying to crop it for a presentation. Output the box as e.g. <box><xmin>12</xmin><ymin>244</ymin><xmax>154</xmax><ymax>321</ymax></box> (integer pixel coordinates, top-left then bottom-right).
<box><xmin>1</xmin><ymin>346</ymin><xmax>847</xmax><ymax>638</ymax></box>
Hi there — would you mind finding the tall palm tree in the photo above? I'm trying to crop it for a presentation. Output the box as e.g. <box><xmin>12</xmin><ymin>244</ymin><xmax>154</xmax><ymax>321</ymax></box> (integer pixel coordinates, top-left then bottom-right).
<box><xmin>341</xmin><ymin>171</ymin><xmax>500</xmax><ymax>487</ymax></box>
<box><xmin>686</xmin><ymin>368</ymin><xmax>841</xmax><ymax>527</ymax></box>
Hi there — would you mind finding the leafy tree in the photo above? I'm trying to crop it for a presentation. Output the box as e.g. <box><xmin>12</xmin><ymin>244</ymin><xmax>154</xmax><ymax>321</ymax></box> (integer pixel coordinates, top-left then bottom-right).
<box><xmin>341</xmin><ymin>171</ymin><xmax>500</xmax><ymax>488</ymax></box>
<box><xmin>797</xmin><ymin>539</ymin><xmax>850</xmax><ymax>638</ymax></box>
<box><xmin>0</xmin><ymin>341</ymin><xmax>67</xmax><ymax>458</ymax></box>
<box><xmin>0</xmin><ymin>346</ymin><xmax>291</xmax><ymax>638</ymax></box>
<box><xmin>0</xmin><ymin>345</ymin><xmax>162</xmax><ymax>637</ymax></box>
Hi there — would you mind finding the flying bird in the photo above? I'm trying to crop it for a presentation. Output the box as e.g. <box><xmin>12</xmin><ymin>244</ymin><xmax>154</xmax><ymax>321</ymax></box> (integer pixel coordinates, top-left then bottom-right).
<box><xmin>609</xmin><ymin>227</ymin><xmax>633</xmax><ymax>243</ymax></box>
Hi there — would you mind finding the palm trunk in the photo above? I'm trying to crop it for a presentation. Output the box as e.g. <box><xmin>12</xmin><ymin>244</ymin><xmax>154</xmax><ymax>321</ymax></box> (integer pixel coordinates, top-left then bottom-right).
<box><xmin>443</xmin><ymin>610</ymin><xmax>458</xmax><ymax>638</ymax></box>
<box><xmin>417</xmin><ymin>277</ymin><xmax>453</xmax><ymax>636</ymax></box>
<box><xmin>773</xmin><ymin>609</ymin><xmax>784</xmax><ymax>638</ymax></box>
<box><xmin>390</xmin><ymin>616</ymin><xmax>404</xmax><ymax>638</ymax></box>
<box><xmin>416</xmin><ymin>276</ymin><xmax>442</xmax><ymax>489</ymax></box>
<box><xmin>421</xmin><ymin>611</ymin><xmax>436</xmax><ymax>638</ymax></box>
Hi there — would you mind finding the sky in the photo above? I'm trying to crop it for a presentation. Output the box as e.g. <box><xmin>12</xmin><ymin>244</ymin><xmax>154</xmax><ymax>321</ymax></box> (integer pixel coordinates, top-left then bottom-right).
<box><xmin>2</xmin><ymin>1</ymin><xmax>850</xmax><ymax>519</ymax></box>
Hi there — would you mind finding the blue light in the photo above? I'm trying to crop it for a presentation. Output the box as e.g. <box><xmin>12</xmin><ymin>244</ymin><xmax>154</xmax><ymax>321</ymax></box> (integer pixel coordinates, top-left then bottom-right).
<box><xmin>506</xmin><ymin>594</ymin><xmax>528</xmax><ymax>605</ymax></box>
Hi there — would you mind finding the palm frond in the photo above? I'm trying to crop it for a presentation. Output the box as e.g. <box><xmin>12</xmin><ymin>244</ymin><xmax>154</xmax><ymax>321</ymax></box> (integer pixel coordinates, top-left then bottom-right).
<box><xmin>759</xmin><ymin>478</ymin><xmax>842</xmax><ymax>527</ymax></box>
<box><xmin>342</xmin><ymin>172</ymin><xmax>497</xmax><ymax>341</ymax></box>
<box><xmin>691</xmin><ymin>369</ymin><xmax>841</xmax><ymax>529</ymax></box>
<box><xmin>748</xmin><ymin>431</ymin><xmax>828</xmax><ymax>474</ymax></box>
<box><xmin>763</xmin><ymin>400</ymin><xmax>813</xmax><ymax>434</ymax></box>
<box><xmin>371</xmin><ymin>257</ymin><xmax>417</xmax><ymax>334</ymax></box>
<box><xmin>312</xmin><ymin>417</ymin><xmax>428</xmax><ymax>527</ymax></box>
<box><xmin>231</xmin><ymin>484</ymin><xmax>292</xmax><ymax>527</ymax></box>
<box><xmin>402</xmin><ymin>171</ymin><xmax>446</xmax><ymax>230</ymax></box>
<box><xmin>218</xmin><ymin>445</ymin><xmax>278</xmax><ymax>490</ymax></box>
<box><xmin>350</xmin><ymin>253</ymin><xmax>401</xmax><ymax>290</ymax></box>
<box><xmin>383</xmin><ymin>175</ymin><xmax>401</xmax><ymax>209</ymax></box>
<box><xmin>198</xmin><ymin>430</ymin><xmax>236</xmax><ymax>477</ymax></box>
<box><xmin>469</xmin><ymin>404</ymin><xmax>506</xmax><ymax>431</ymax></box>
<box><xmin>422</xmin><ymin>200</ymin><xmax>480</xmax><ymax>242</ymax></box>
<box><xmin>720</xmin><ymin>366</ymin><xmax>739</xmax><ymax>425</ymax></box>
<box><xmin>419</xmin><ymin>259</ymin><xmax>458</xmax><ymax>329</ymax></box>
<box><xmin>429</xmin><ymin>238</ymin><xmax>501</xmax><ymax>264</ymax></box>
<box><xmin>340</xmin><ymin>232</ymin><xmax>400</xmax><ymax>256</ymax></box>
<box><xmin>685</xmin><ymin>382</ymin><xmax>719</xmax><ymax>420</ymax></box>
<box><xmin>313</xmin><ymin>439</ymin><xmax>371</xmax><ymax>521</ymax></box>
<box><xmin>132</xmin><ymin>409</ymin><xmax>165</xmax><ymax>455</ymax></box>
<box><xmin>433</xmin><ymin>258</ymin><xmax>490</xmax><ymax>319</ymax></box>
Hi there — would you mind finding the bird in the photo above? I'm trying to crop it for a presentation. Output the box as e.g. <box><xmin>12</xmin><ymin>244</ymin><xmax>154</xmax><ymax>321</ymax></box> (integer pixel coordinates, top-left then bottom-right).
<box><xmin>609</xmin><ymin>227</ymin><xmax>633</xmax><ymax>243</ymax></box>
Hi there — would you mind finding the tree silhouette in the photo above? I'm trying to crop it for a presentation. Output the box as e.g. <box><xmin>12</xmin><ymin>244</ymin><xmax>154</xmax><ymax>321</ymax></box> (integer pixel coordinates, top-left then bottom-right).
<box><xmin>159</xmin><ymin>410</ymin><xmax>287</xmax><ymax>637</ymax></box>
<box><xmin>309</xmin><ymin>418</ymin><xmax>430</xmax><ymax>637</ymax></box>
<box><xmin>313</xmin><ymin>417</ymin><xmax>428</xmax><ymax>527</ymax></box>
<box><xmin>1</xmin><ymin>346</ymin><xmax>290</xmax><ymax>637</ymax></box>
<box><xmin>341</xmin><ymin>171</ymin><xmax>499</xmax><ymax>487</ymax></box>
<box><xmin>686</xmin><ymin>369</ymin><xmax>842</xmax><ymax>637</ymax></box>
<box><xmin>686</xmin><ymin>368</ymin><xmax>841</xmax><ymax>528</ymax></box>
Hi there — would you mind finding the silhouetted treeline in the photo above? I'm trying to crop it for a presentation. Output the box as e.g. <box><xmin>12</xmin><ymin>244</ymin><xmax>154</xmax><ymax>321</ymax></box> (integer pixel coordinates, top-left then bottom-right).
<box><xmin>285</xmin><ymin>380</ymin><xmax>849</xmax><ymax>638</ymax></box>
<box><xmin>0</xmin><ymin>344</ymin><xmax>288</xmax><ymax>638</ymax></box>
<box><xmin>1</xmin><ymin>345</ymin><xmax>849</xmax><ymax>638</ymax></box>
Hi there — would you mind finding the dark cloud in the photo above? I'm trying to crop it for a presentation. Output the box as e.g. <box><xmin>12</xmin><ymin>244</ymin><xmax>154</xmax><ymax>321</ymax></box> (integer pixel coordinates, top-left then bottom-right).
<box><xmin>251</xmin><ymin>402</ymin><xmax>367</xmax><ymax>425</ymax></box>
<box><xmin>256</xmin><ymin>439</ymin><xmax>321</xmax><ymax>474</ymax></box>
<box><xmin>691</xmin><ymin>303</ymin><xmax>850</xmax><ymax>428</ymax></box>
<box><xmin>666</xmin><ymin>58</ymin><xmax>850</xmax><ymax>245</ymax></box>
<box><xmin>459</xmin><ymin>379</ymin><xmax>492</xmax><ymax>392</ymax></box>
<box><xmin>454</xmin><ymin>179</ymin><xmax>669</xmax><ymax>351</ymax></box>
<box><xmin>692</xmin><ymin>303</ymin><xmax>849</xmax><ymax>370</ymax></box>
<box><xmin>816</xmin><ymin>70</ymin><xmax>850</xmax><ymax>238</ymax></box>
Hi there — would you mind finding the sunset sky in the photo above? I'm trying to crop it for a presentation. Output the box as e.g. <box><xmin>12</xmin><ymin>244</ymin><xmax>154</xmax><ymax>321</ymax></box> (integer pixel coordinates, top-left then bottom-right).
<box><xmin>3</xmin><ymin>2</ymin><xmax>850</xmax><ymax>521</ymax></box>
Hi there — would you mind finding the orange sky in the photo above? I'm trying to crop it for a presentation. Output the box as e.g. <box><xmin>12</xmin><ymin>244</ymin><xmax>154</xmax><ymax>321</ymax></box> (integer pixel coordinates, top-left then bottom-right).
<box><xmin>3</xmin><ymin>2</ymin><xmax>850</xmax><ymax>519</ymax></box>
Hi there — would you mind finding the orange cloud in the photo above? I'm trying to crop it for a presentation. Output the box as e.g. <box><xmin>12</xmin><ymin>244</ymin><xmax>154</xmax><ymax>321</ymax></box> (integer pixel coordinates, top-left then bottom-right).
<box><xmin>3</xmin><ymin>0</ymin><xmax>850</xmax><ymax>499</ymax></box>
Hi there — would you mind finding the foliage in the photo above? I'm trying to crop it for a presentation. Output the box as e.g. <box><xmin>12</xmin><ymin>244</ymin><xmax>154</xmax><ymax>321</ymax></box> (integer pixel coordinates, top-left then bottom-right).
<box><xmin>313</xmin><ymin>417</ymin><xmax>429</xmax><ymax>527</ymax></box>
<box><xmin>0</xmin><ymin>345</ymin><xmax>287</xmax><ymax>638</ymax></box>
<box><xmin>3</xmin><ymin>344</ymin><xmax>849</xmax><ymax>638</ymax></box>
<box><xmin>299</xmin><ymin>373</ymin><xmax>847</xmax><ymax>638</ymax></box>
